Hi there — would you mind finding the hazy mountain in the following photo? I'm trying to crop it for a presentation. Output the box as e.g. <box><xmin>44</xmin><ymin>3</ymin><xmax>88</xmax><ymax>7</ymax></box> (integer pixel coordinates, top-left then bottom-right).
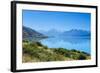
<box><xmin>61</xmin><ymin>29</ymin><xmax>90</xmax><ymax>37</ymax></box>
<box><xmin>40</xmin><ymin>29</ymin><xmax>61</xmax><ymax>37</ymax></box>
<box><xmin>40</xmin><ymin>29</ymin><xmax>90</xmax><ymax>38</ymax></box>
<box><xmin>23</xmin><ymin>26</ymin><xmax>47</xmax><ymax>42</ymax></box>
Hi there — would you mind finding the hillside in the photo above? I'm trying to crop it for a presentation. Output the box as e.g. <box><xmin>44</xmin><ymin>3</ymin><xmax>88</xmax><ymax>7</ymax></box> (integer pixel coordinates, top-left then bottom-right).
<box><xmin>23</xmin><ymin>26</ymin><xmax>48</xmax><ymax>42</ymax></box>
<box><xmin>22</xmin><ymin>41</ymin><xmax>90</xmax><ymax>63</ymax></box>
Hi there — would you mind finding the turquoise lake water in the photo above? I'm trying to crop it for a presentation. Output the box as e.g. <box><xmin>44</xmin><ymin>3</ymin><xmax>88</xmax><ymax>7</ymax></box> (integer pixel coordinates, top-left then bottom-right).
<box><xmin>40</xmin><ymin>36</ymin><xmax>91</xmax><ymax>54</ymax></box>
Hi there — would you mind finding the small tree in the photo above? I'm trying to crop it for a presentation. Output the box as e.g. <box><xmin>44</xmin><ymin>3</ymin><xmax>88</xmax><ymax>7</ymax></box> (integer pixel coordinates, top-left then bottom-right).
<box><xmin>36</xmin><ymin>42</ymin><xmax>43</xmax><ymax>46</ymax></box>
<box><xmin>78</xmin><ymin>54</ymin><xmax>87</xmax><ymax>60</ymax></box>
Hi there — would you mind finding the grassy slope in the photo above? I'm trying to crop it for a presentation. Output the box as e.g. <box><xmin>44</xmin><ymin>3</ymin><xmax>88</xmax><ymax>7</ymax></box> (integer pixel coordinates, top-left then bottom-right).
<box><xmin>22</xmin><ymin>41</ymin><xmax>90</xmax><ymax>63</ymax></box>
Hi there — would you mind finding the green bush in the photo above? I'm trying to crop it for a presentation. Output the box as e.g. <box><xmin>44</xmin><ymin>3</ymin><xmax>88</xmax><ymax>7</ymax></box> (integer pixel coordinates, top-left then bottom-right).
<box><xmin>23</xmin><ymin>39</ymin><xmax>29</xmax><ymax>43</ymax></box>
<box><xmin>43</xmin><ymin>46</ymin><xmax>48</xmax><ymax>49</ymax></box>
<box><xmin>22</xmin><ymin>40</ymin><xmax>90</xmax><ymax>62</ymax></box>
<box><xmin>78</xmin><ymin>54</ymin><xmax>87</xmax><ymax>60</ymax></box>
<box><xmin>36</xmin><ymin>42</ymin><xmax>43</xmax><ymax>46</ymax></box>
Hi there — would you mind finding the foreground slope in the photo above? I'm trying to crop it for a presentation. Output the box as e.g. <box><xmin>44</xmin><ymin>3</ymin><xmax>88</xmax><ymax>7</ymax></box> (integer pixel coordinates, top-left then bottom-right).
<box><xmin>22</xmin><ymin>41</ymin><xmax>90</xmax><ymax>63</ymax></box>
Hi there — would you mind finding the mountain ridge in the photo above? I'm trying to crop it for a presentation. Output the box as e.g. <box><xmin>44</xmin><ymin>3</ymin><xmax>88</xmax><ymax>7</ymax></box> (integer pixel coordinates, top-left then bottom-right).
<box><xmin>23</xmin><ymin>26</ymin><xmax>47</xmax><ymax>42</ymax></box>
<box><xmin>40</xmin><ymin>29</ymin><xmax>90</xmax><ymax>37</ymax></box>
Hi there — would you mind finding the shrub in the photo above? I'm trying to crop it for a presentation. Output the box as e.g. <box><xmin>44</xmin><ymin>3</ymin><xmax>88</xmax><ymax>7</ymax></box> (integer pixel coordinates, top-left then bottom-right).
<box><xmin>78</xmin><ymin>54</ymin><xmax>87</xmax><ymax>60</ymax></box>
<box><xmin>54</xmin><ymin>48</ymin><xmax>66</xmax><ymax>54</ymax></box>
<box><xmin>36</xmin><ymin>42</ymin><xmax>43</xmax><ymax>46</ymax></box>
<box><xmin>23</xmin><ymin>39</ymin><xmax>29</xmax><ymax>43</ymax></box>
<box><xmin>71</xmin><ymin>49</ymin><xmax>81</xmax><ymax>54</ymax></box>
<box><xmin>22</xmin><ymin>41</ymin><xmax>90</xmax><ymax>62</ymax></box>
<box><xmin>43</xmin><ymin>46</ymin><xmax>48</xmax><ymax>49</ymax></box>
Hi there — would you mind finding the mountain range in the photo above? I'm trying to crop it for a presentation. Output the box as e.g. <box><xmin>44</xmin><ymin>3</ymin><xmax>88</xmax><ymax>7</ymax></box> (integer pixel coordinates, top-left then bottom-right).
<box><xmin>40</xmin><ymin>29</ymin><xmax>60</xmax><ymax>37</ymax></box>
<box><xmin>40</xmin><ymin>29</ymin><xmax>90</xmax><ymax>37</ymax></box>
<box><xmin>23</xmin><ymin>26</ymin><xmax>90</xmax><ymax>42</ymax></box>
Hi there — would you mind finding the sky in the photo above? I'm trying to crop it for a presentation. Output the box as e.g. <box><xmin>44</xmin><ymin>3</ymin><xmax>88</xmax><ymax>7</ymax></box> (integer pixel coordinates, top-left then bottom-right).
<box><xmin>22</xmin><ymin>10</ymin><xmax>91</xmax><ymax>32</ymax></box>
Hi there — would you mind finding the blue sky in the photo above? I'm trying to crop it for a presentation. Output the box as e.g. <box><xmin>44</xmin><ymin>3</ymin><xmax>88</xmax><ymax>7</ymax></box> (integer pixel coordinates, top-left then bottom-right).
<box><xmin>23</xmin><ymin>10</ymin><xmax>91</xmax><ymax>32</ymax></box>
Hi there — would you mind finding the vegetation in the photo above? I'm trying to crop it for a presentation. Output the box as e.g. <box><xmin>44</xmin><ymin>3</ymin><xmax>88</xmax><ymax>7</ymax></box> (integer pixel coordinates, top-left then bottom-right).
<box><xmin>22</xmin><ymin>40</ymin><xmax>91</xmax><ymax>63</ymax></box>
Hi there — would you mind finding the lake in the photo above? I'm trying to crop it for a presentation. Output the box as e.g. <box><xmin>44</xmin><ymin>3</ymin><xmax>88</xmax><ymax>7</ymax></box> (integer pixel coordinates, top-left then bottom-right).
<box><xmin>40</xmin><ymin>36</ymin><xmax>91</xmax><ymax>54</ymax></box>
